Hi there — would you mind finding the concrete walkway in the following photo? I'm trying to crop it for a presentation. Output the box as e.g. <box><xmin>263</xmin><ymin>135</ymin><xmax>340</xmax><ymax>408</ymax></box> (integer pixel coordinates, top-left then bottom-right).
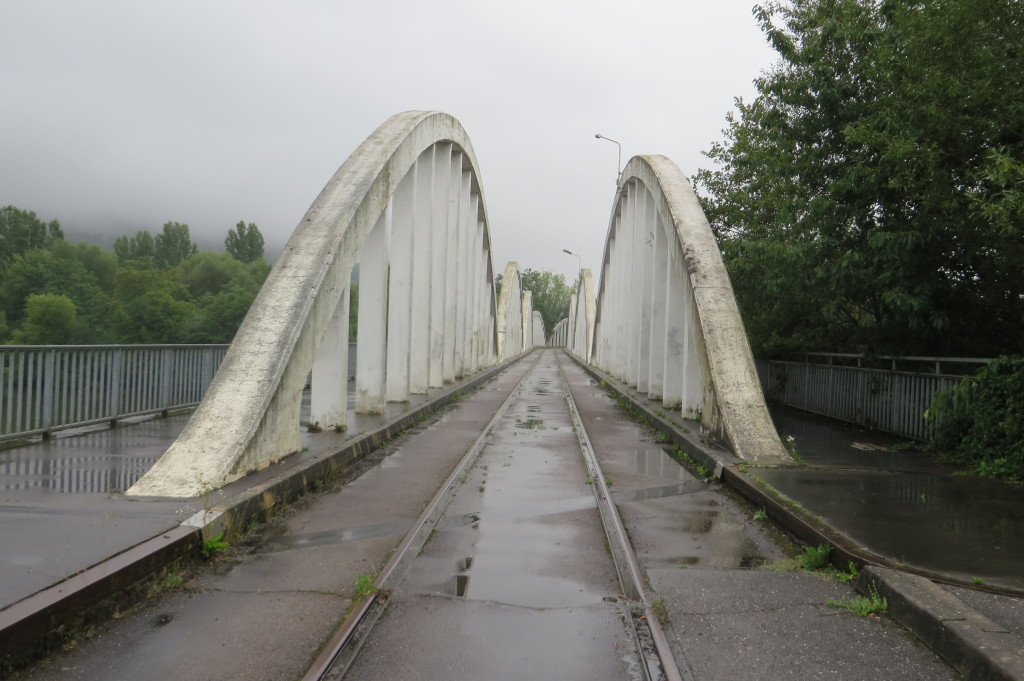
<box><xmin>1</xmin><ymin>349</ymin><xmax>1021</xmax><ymax>680</ymax></box>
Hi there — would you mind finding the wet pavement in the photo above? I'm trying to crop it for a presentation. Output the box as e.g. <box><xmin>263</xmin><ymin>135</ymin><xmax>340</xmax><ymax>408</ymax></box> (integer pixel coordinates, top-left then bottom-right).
<box><xmin>763</xmin><ymin>408</ymin><xmax>1024</xmax><ymax>590</ymax></box>
<box><xmin>10</xmin><ymin>360</ymin><xmax>539</xmax><ymax>681</ymax></box>
<box><xmin>1</xmin><ymin>350</ymin><xmax>1007</xmax><ymax>680</ymax></box>
<box><xmin>558</xmin><ymin>355</ymin><xmax>959</xmax><ymax>681</ymax></box>
<box><xmin>344</xmin><ymin>351</ymin><xmax>639</xmax><ymax>681</ymax></box>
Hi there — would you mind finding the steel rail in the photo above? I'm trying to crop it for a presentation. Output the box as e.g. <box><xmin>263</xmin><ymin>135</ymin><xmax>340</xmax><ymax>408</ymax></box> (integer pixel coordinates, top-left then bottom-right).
<box><xmin>559</xmin><ymin>365</ymin><xmax>691</xmax><ymax>681</ymax></box>
<box><xmin>301</xmin><ymin>352</ymin><xmax>542</xmax><ymax>681</ymax></box>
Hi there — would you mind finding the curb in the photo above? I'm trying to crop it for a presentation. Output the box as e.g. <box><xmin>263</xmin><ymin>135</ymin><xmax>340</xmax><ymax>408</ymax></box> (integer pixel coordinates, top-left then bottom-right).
<box><xmin>567</xmin><ymin>353</ymin><xmax>1024</xmax><ymax>681</ymax></box>
<box><xmin>0</xmin><ymin>353</ymin><xmax>525</xmax><ymax>673</ymax></box>
<box><xmin>861</xmin><ymin>566</ymin><xmax>1024</xmax><ymax>681</ymax></box>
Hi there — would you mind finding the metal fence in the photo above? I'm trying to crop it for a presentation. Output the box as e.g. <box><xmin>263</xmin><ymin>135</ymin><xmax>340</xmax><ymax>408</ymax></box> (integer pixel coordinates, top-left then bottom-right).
<box><xmin>755</xmin><ymin>354</ymin><xmax>990</xmax><ymax>441</ymax></box>
<box><xmin>0</xmin><ymin>345</ymin><xmax>228</xmax><ymax>442</ymax></box>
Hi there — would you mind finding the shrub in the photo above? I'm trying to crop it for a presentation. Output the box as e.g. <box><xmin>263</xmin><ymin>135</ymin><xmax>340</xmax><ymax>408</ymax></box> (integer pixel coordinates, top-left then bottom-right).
<box><xmin>926</xmin><ymin>356</ymin><xmax>1024</xmax><ymax>482</ymax></box>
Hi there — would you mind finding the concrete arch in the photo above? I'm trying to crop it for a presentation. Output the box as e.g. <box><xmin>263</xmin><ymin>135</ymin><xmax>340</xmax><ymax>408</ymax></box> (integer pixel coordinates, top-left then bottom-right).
<box><xmin>591</xmin><ymin>155</ymin><xmax>788</xmax><ymax>464</ymax></box>
<box><xmin>129</xmin><ymin>111</ymin><xmax>500</xmax><ymax>497</ymax></box>
<box><xmin>566</xmin><ymin>268</ymin><xmax>596</xmax><ymax>363</ymax></box>
<box><xmin>496</xmin><ymin>261</ymin><xmax>527</xmax><ymax>360</ymax></box>
<box><xmin>550</xmin><ymin>319</ymin><xmax>569</xmax><ymax>347</ymax></box>
<box><xmin>531</xmin><ymin>310</ymin><xmax>546</xmax><ymax>348</ymax></box>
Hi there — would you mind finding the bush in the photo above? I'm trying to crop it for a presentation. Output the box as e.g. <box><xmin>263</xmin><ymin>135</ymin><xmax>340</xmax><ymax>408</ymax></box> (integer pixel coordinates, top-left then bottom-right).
<box><xmin>927</xmin><ymin>356</ymin><xmax>1024</xmax><ymax>482</ymax></box>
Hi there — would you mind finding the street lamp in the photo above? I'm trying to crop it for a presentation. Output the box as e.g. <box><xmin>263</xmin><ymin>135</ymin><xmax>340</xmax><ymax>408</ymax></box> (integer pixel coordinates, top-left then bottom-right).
<box><xmin>562</xmin><ymin>249</ymin><xmax>582</xmax><ymax>285</ymax></box>
<box><xmin>594</xmin><ymin>133</ymin><xmax>622</xmax><ymax>184</ymax></box>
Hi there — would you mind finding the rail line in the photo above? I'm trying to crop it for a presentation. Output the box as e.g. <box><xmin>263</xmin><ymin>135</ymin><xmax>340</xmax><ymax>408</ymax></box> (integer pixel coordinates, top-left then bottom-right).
<box><xmin>302</xmin><ymin>349</ymin><xmax>687</xmax><ymax>680</ymax></box>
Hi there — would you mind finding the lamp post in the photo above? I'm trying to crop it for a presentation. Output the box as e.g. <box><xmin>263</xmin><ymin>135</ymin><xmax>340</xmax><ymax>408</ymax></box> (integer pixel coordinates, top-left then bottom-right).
<box><xmin>594</xmin><ymin>133</ymin><xmax>622</xmax><ymax>185</ymax></box>
<box><xmin>562</xmin><ymin>249</ymin><xmax>582</xmax><ymax>286</ymax></box>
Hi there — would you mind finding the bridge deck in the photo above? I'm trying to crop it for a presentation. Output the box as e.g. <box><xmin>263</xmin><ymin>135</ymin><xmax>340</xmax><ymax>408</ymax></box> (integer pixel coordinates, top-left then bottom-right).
<box><xmin>0</xmin><ymin>350</ymin><xmax>1020</xmax><ymax>680</ymax></box>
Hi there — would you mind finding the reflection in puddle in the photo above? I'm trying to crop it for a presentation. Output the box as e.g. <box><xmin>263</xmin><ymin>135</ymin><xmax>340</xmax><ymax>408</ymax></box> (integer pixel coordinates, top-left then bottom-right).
<box><xmin>627</xmin><ymin>449</ymin><xmax>693</xmax><ymax>481</ymax></box>
<box><xmin>613</xmin><ymin>483</ymin><xmax>702</xmax><ymax>504</ymax></box>
<box><xmin>261</xmin><ymin>517</ymin><xmax>415</xmax><ymax>552</ymax></box>
<box><xmin>515</xmin><ymin>418</ymin><xmax>546</xmax><ymax>430</ymax></box>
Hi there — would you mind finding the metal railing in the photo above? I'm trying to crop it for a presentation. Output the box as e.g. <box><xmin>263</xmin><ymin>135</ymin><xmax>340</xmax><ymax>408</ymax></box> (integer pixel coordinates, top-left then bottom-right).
<box><xmin>755</xmin><ymin>355</ymin><xmax>989</xmax><ymax>441</ymax></box>
<box><xmin>0</xmin><ymin>345</ymin><xmax>228</xmax><ymax>442</ymax></box>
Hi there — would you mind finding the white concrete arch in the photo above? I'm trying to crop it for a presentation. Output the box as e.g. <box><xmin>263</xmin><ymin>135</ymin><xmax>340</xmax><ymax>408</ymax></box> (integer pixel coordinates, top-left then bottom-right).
<box><xmin>550</xmin><ymin>319</ymin><xmax>569</xmax><ymax>347</ymax></box>
<box><xmin>531</xmin><ymin>311</ymin><xmax>546</xmax><ymax>348</ymax></box>
<box><xmin>130</xmin><ymin>111</ymin><xmax>500</xmax><ymax>497</ymax></box>
<box><xmin>591</xmin><ymin>156</ymin><xmax>788</xmax><ymax>464</ymax></box>
<box><xmin>495</xmin><ymin>262</ymin><xmax>526</xmax><ymax>360</ymax></box>
<box><xmin>566</xmin><ymin>268</ymin><xmax>596</xmax><ymax>363</ymax></box>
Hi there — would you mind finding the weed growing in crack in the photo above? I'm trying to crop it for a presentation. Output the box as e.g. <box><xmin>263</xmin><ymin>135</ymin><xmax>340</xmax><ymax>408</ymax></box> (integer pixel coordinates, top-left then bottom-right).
<box><xmin>828</xmin><ymin>582</ymin><xmax>887</xmax><ymax>616</ymax></box>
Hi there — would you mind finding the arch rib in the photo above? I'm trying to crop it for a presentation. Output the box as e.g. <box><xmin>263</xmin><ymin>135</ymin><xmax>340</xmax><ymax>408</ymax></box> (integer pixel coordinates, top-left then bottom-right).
<box><xmin>590</xmin><ymin>155</ymin><xmax>789</xmax><ymax>464</ymax></box>
<box><xmin>129</xmin><ymin>111</ymin><xmax>500</xmax><ymax>497</ymax></box>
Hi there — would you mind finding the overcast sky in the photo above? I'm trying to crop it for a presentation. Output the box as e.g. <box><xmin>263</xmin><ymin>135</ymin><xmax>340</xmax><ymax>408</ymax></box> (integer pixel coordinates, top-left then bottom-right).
<box><xmin>1</xmin><ymin>0</ymin><xmax>776</xmax><ymax>283</ymax></box>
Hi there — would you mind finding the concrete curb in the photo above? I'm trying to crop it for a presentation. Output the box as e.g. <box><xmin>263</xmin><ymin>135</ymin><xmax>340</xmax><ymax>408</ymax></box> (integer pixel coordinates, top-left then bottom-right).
<box><xmin>0</xmin><ymin>353</ymin><xmax>526</xmax><ymax>673</ymax></box>
<box><xmin>567</xmin><ymin>353</ymin><xmax>1024</xmax><ymax>681</ymax></box>
<box><xmin>860</xmin><ymin>567</ymin><xmax>1024</xmax><ymax>681</ymax></box>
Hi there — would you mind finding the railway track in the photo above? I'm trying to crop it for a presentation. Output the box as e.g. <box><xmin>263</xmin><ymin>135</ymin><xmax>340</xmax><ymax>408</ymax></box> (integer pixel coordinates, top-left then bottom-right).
<box><xmin>302</xmin><ymin>348</ymin><xmax>687</xmax><ymax>681</ymax></box>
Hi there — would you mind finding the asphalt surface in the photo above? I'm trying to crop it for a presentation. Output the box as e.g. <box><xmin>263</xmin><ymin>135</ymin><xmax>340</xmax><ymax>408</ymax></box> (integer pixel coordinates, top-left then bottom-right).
<box><xmin>4</xmin><ymin>348</ymin><xmax>1022</xmax><ymax>679</ymax></box>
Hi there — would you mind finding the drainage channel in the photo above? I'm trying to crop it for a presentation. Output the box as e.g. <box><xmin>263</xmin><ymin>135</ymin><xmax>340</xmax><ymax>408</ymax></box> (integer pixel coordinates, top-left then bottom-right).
<box><xmin>303</xmin><ymin>349</ymin><xmax>674</xmax><ymax>681</ymax></box>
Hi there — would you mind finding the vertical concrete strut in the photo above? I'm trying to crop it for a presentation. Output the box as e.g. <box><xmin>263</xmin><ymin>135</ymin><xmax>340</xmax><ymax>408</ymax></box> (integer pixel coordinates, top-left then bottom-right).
<box><xmin>128</xmin><ymin>111</ymin><xmax>504</xmax><ymax>498</ymax></box>
<box><xmin>587</xmin><ymin>155</ymin><xmax>789</xmax><ymax>464</ymax></box>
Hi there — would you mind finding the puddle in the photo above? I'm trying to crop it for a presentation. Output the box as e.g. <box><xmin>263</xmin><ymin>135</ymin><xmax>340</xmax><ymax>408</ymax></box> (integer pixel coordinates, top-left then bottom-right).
<box><xmin>756</xmin><ymin>467</ymin><xmax>1024</xmax><ymax>583</ymax></box>
<box><xmin>770</xmin><ymin>407</ymin><xmax>939</xmax><ymax>473</ymax></box>
<box><xmin>680</xmin><ymin>510</ymin><xmax>717</xmax><ymax>534</ymax></box>
<box><xmin>627</xmin><ymin>449</ymin><xmax>693</xmax><ymax>481</ymax></box>
<box><xmin>612</xmin><ymin>482</ymin><xmax>702</xmax><ymax>504</ymax></box>
<box><xmin>260</xmin><ymin>517</ymin><xmax>415</xmax><ymax>552</ymax></box>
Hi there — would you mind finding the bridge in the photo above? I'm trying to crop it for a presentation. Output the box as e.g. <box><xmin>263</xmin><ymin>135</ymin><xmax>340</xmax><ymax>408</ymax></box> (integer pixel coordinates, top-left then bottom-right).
<box><xmin>0</xmin><ymin>112</ymin><xmax>1021</xmax><ymax>681</ymax></box>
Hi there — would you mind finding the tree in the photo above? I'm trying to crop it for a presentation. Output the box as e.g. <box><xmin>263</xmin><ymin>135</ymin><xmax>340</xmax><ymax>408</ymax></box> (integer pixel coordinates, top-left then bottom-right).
<box><xmin>11</xmin><ymin>294</ymin><xmax>82</xmax><ymax>345</ymax></box>
<box><xmin>154</xmin><ymin>222</ymin><xmax>198</xmax><ymax>268</ymax></box>
<box><xmin>225</xmin><ymin>221</ymin><xmax>265</xmax><ymax>263</ymax></box>
<box><xmin>696</xmin><ymin>0</ymin><xmax>1024</xmax><ymax>357</ymax></box>
<box><xmin>519</xmin><ymin>269</ymin><xmax>572</xmax><ymax>338</ymax></box>
<box><xmin>114</xmin><ymin>230</ymin><xmax>155</xmax><ymax>262</ymax></box>
<box><xmin>0</xmin><ymin>206</ymin><xmax>63</xmax><ymax>273</ymax></box>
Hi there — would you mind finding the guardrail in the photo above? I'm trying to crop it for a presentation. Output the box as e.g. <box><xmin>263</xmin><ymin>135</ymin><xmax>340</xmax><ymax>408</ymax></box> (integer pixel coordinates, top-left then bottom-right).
<box><xmin>0</xmin><ymin>345</ymin><xmax>228</xmax><ymax>443</ymax></box>
<box><xmin>755</xmin><ymin>355</ymin><xmax>990</xmax><ymax>441</ymax></box>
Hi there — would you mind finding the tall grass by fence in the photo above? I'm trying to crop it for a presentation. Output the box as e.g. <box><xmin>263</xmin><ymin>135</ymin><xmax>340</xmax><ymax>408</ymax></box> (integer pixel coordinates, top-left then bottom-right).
<box><xmin>755</xmin><ymin>354</ymin><xmax>990</xmax><ymax>441</ymax></box>
<box><xmin>0</xmin><ymin>345</ymin><xmax>228</xmax><ymax>443</ymax></box>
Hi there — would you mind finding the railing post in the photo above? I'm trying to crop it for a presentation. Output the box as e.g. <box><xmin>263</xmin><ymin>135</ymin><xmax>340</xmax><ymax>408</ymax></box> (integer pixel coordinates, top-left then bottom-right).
<box><xmin>110</xmin><ymin>348</ymin><xmax>123</xmax><ymax>425</ymax></box>
<box><xmin>41</xmin><ymin>349</ymin><xmax>55</xmax><ymax>439</ymax></box>
<box><xmin>160</xmin><ymin>347</ymin><xmax>174</xmax><ymax>416</ymax></box>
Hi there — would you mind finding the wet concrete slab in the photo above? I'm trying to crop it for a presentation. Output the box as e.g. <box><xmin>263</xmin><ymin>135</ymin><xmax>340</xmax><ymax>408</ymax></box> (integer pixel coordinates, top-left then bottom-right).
<box><xmin>557</xmin><ymin>354</ymin><xmax>959</xmax><ymax>681</ymax></box>
<box><xmin>766</xmin><ymin>408</ymin><xmax>1024</xmax><ymax>589</ymax></box>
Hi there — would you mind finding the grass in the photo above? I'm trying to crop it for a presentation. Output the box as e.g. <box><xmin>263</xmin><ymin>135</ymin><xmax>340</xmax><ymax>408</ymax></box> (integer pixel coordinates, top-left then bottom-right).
<box><xmin>753</xmin><ymin>508</ymin><xmax>768</xmax><ymax>521</ymax></box>
<box><xmin>354</xmin><ymin>573</ymin><xmax>378</xmax><ymax>598</ymax></box>
<box><xmin>201</xmin><ymin>533</ymin><xmax>230</xmax><ymax>559</ymax></box>
<box><xmin>651</xmin><ymin>598</ymin><xmax>669</xmax><ymax>624</ymax></box>
<box><xmin>828</xmin><ymin>582</ymin><xmax>888</xmax><ymax>616</ymax></box>
<box><xmin>800</xmin><ymin>544</ymin><xmax>832</xmax><ymax>570</ymax></box>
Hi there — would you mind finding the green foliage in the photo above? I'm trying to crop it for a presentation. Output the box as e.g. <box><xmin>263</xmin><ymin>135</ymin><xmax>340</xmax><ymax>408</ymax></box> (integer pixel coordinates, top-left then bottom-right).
<box><xmin>828</xmin><ymin>582</ymin><xmax>887</xmax><ymax>616</ymax></box>
<box><xmin>225</xmin><ymin>221</ymin><xmax>265</xmax><ymax>263</ymax></box>
<box><xmin>201</xmin><ymin>533</ymin><xmax>230</xmax><ymax>559</ymax></box>
<box><xmin>519</xmin><ymin>269</ymin><xmax>572</xmax><ymax>339</ymax></box>
<box><xmin>0</xmin><ymin>207</ymin><xmax>272</xmax><ymax>346</ymax></box>
<box><xmin>113</xmin><ymin>230</ymin><xmax>155</xmax><ymax>262</ymax></box>
<box><xmin>926</xmin><ymin>356</ymin><xmax>1024</xmax><ymax>482</ymax></box>
<box><xmin>799</xmin><ymin>544</ymin><xmax>832</xmax><ymax>571</ymax></box>
<box><xmin>0</xmin><ymin>205</ymin><xmax>63</xmax><ymax>273</ymax></box>
<box><xmin>697</xmin><ymin>0</ymin><xmax>1024</xmax><ymax>357</ymax></box>
<box><xmin>154</xmin><ymin>221</ymin><xmax>198</xmax><ymax>268</ymax></box>
<box><xmin>354</xmin><ymin>573</ymin><xmax>377</xmax><ymax>598</ymax></box>
<box><xmin>11</xmin><ymin>294</ymin><xmax>83</xmax><ymax>344</ymax></box>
